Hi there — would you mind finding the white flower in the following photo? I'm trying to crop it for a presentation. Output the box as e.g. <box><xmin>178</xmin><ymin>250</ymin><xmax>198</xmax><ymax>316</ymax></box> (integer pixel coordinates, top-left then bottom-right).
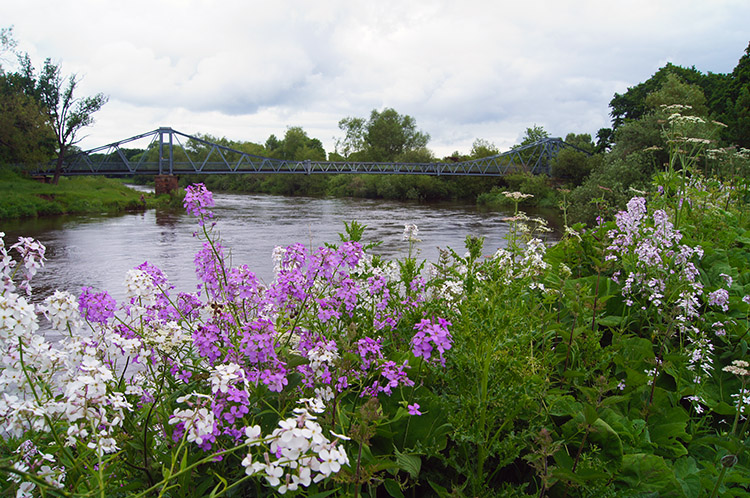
<box><xmin>39</xmin><ymin>291</ymin><xmax>82</xmax><ymax>332</ymax></box>
<box><xmin>124</xmin><ymin>269</ymin><xmax>157</xmax><ymax>306</ymax></box>
<box><xmin>402</xmin><ymin>224</ymin><xmax>420</xmax><ymax>242</ymax></box>
<box><xmin>209</xmin><ymin>363</ymin><xmax>245</xmax><ymax>394</ymax></box>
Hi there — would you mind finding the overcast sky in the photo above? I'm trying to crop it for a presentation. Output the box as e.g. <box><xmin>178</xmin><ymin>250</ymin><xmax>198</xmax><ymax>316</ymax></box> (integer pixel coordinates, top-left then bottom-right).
<box><xmin>2</xmin><ymin>0</ymin><xmax>748</xmax><ymax>157</ymax></box>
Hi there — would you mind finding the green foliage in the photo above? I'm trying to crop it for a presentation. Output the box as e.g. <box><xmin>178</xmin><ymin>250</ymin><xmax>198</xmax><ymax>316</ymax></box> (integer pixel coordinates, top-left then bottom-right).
<box><xmin>517</xmin><ymin>124</ymin><xmax>550</xmax><ymax>146</ymax></box>
<box><xmin>0</xmin><ymin>168</ymin><xmax>154</xmax><ymax>218</ymax></box>
<box><xmin>551</xmin><ymin>149</ymin><xmax>602</xmax><ymax>187</ymax></box>
<box><xmin>469</xmin><ymin>138</ymin><xmax>500</xmax><ymax>159</ymax></box>
<box><xmin>265</xmin><ymin>126</ymin><xmax>326</xmax><ymax>161</ymax></box>
<box><xmin>567</xmin><ymin>152</ymin><xmax>654</xmax><ymax>225</ymax></box>
<box><xmin>336</xmin><ymin>108</ymin><xmax>430</xmax><ymax>162</ymax></box>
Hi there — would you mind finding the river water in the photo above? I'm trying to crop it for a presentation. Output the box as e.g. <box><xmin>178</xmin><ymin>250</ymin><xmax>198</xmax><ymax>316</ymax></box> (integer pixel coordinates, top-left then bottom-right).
<box><xmin>2</xmin><ymin>188</ymin><xmax>560</xmax><ymax>307</ymax></box>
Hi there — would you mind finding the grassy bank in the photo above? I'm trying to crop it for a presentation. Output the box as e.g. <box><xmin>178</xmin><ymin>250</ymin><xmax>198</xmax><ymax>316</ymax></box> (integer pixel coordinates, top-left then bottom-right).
<box><xmin>0</xmin><ymin>168</ymin><xmax>173</xmax><ymax>219</ymax></box>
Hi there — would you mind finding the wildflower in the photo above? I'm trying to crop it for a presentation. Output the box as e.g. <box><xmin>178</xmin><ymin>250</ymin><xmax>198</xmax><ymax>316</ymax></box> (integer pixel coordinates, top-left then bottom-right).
<box><xmin>78</xmin><ymin>287</ymin><xmax>116</xmax><ymax>324</ymax></box>
<box><xmin>731</xmin><ymin>388</ymin><xmax>750</xmax><ymax>414</ymax></box>
<box><xmin>39</xmin><ymin>290</ymin><xmax>82</xmax><ymax>332</ymax></box>
<box><xmin>411</xmin><ymin>317</ymin><xmax>453</xmax><ymax>366</ymax></box>
<box><xmin>2</xmin><ymin>235</ymin><xmax>46</xmax><ymax>295</ymax></box>
<box><xmin>502</xmin><ymin>191</ymin><xmax>534</xmax><ymax>201</ymax></box>
<box><xmin>183</xmin><ymin>183</ymin><xmax>215</xmax><ymax>225</ymax></box>
<box><xmin>407</xmin><ymin>403</ymin><xmax>422</xmax><ymax>416</ymax></box>
<box><xmin>723</xmin><ymin>360</ymin><xmax>750</xmax><ymax>377</ymax></box>
<box><xmin>402</xmin><ymin>224</ymin><xmax>420</xmax><ymax>242</ymax></box>
<box><xmin>708</xmin><ymin>288</ymin><xmax>729</xmax><ymax>312</ymax></box>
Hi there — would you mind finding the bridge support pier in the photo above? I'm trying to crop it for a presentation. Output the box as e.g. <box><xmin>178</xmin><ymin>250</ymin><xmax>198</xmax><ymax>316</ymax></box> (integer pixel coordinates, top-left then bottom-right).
<box><xmin>155</xmin><ymin>175</ymin><xmax>179</xmax><ymax>195</ymax></box>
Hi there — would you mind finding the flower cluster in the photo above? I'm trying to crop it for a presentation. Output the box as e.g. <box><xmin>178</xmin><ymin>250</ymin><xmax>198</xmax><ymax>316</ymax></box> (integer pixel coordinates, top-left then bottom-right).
<box><xmin>1</xmin><ymin>184</ymin><xmax>460</xmax><ymax>496</ymax></box>
<box><xmin>411</xmin><ymin>317</ymin><xmax>453</xmax><ymax>366</ymax></box>
<box><xmin>241</xmin><ymin>399</ymin><xmax>349</xmax><ymax>494</ymax></box>
<box><xmin>183</xmin><ymin>182</ymin><xmax>215</xmax><ymax>225</ymax></box>
<box><xmin>607</xmin><ymin>197</ymin><xmax>704</xmax><ymax>321</ymax></box>
<box><xmin>1</xmin><ymin>232</ymin><xmax>46</xmax><ymax>296</ymax></box>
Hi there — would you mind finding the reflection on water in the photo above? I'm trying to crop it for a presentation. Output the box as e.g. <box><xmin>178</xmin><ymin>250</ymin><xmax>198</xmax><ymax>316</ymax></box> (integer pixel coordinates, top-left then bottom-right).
<box><xmin>3</xmin><ymin>191</ymin><xmax>560</xmax><ymax>308</ymax></box>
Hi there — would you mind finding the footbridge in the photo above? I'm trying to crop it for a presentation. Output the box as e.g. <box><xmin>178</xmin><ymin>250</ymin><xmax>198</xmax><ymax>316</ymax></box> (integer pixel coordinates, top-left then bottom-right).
<box><xmin>31</xmin><ymin>127</ymin><xmax>587</xmax><ymax>188</ymax></box>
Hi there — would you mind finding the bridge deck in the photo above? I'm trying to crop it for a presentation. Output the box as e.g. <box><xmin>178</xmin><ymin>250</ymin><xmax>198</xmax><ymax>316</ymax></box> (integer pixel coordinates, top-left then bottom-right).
<box><xmin>31</xmin><ymin>127</ymin><xmax>587</xmax><ymax>178</ymax></box>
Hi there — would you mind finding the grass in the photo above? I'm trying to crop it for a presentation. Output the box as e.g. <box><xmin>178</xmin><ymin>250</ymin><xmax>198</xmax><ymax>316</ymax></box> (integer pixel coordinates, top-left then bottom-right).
<box><xmin>0</xmin><ymin>168</ymin><xmax>171</xmax><ymax>219</ymax></box>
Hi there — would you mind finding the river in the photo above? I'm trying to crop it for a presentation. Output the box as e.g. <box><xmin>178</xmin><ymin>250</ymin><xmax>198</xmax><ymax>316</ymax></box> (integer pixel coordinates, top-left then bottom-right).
<box><xmin>2</xmin><ymin>188</ymin><xmax>560</xmax><ymax>308</ymax></box>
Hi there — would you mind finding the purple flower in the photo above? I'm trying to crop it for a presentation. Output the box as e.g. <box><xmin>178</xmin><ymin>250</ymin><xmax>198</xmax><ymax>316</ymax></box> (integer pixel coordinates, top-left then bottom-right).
<box><xmin>411</xmin><ymin>317</ymin><xmax>453</xmax><ymax>366</ymax></box>
<box><xmin>708</xmin><ymin>288</ymin><xmax>729</xmax><ymax>311</ymax></box>
<box><xmin>78</xmin><ymin>287</ymin><xmax>117</xmax><ymax>323</ymax></box>
<box><xmin>183</xmin><ymin>183</ymin><xmax>215</xmax><ymax>225</ymax></box>
<box><xmin>407</xmin><ymin>403</ymin><xmax>422</xmax><ymax>416</ymax></box>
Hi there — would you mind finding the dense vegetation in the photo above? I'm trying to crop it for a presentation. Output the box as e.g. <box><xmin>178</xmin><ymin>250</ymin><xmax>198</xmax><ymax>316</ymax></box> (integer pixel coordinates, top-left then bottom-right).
<box><xmin>2</xmin><ymin>122</ymin><xmax>750</xmax><ymax>495</ymax></box>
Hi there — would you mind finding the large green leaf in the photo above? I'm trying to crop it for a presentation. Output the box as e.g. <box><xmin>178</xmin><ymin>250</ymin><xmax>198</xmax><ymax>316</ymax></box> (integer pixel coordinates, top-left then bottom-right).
<box><xmin>648</xmin><ymin>407</ymin><xmax>690</xmax><ymax>458</ymax></box>
<box><xmin>615</xmin><ymin>453</ymin><xmax>677</xmax><ymax>493</ymax></box>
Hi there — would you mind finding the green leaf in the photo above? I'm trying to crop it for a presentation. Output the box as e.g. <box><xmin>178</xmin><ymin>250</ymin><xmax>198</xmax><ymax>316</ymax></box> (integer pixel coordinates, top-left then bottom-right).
<box><xmin>583</xmin><ymin>404</ymin><xmax>599</xmax><ymax>425</ymax></box>
<box><xmin>648</xmin><ymin>407</ymin><xmax>690</xmax><ymax>458</ymax></box>
<box><xmin>597</xmin><ymin>315</ymin><xmax>624</xmax><ymax>327</ymax></box>
<box><xmin>616</xmin><ymin>453</ymin><xmax>677</xmax><ymax>492</ymax></box>
<box><xmin>394</xmin><ymin>449</ymin><xmax>421</xmax><ymax>479</ymax></box>
<box><xmin>589</xmin><ymin>418</ymin><xmax>623</xmax><ymax>465</ymax></box>
<box><xmin>547</xmin><ymin>395</ymin><xmax>583</xmax><ymax>417</ymax></box>
<box><xmin>428</xmin><ymin>480</ymin><xmax>452</xmax><ymax>497</ymax></box>
<box><xmin>383</xmin><ymin>478</ymin><xmax>405</xmax><ymax>498</ymax></box>
<box><xmin>673</xmin><ymin>457</ymin><xmax>701</xmax><ymax>498</ymax></box>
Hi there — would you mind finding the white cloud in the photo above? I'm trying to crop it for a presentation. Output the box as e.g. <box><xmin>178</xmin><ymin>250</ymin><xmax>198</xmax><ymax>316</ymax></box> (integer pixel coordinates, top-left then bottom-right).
<box><xmin>1</xmin><ymin>0</ymin><xmax>747</xmax><ymax>158</ymax></box>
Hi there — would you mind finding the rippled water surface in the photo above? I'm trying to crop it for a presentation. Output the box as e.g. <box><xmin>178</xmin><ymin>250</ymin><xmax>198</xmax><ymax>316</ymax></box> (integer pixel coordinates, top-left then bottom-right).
<box><xmin>3</xmin><ymin>189</ymin><xmax>559</xmax><ymax>306</ymax></box>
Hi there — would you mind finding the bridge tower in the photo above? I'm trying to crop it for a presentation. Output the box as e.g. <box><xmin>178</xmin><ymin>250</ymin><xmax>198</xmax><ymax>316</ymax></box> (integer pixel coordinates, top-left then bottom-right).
<box><xmin>155</xmin><ymin>127</ymin><xmax>179</xmax><ymax>194</ymax></box>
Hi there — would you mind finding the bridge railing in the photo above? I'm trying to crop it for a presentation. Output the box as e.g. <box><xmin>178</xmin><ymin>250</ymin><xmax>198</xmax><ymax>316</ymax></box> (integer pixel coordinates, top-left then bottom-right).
<box><xmin>30</xmin><ymin>128</ymin><xmax>586</xmax><ymax>178</ymax></box>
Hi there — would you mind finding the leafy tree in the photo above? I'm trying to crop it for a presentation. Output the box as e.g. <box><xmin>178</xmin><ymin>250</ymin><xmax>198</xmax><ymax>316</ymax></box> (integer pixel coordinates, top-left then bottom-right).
<box><xmin>34</xmin><ymin>58</ymin><xmax>108</xmax><ymax>184</ymax></box>
<box><xmin>267</xmin><ymin>126</ymin><xmax>326</xmax><ymax>161</ymax></box>
<box><xmin>608</xmin><ymin>63</ymin><xmax>707</xmax><ymax>130</ymax></box>
<box><xmin>469</xmin><ymin>138</ymin><xmax>500</xmax><ymax>159</ymax></box>
<box><xmin>562</xmin><ymin>132</ymin><xmax>595</xmax><ymax>153</ymax></box>
<box><xmin>0</xmin><ymin>44</ymin><xmax>55</xmax><ymax>166</ymax></box>
<box><xmin>336</xmin><ymin>108</ymin><xmax>430</xmax><ymax>162</ymax></box>
<box><xmin>516</xmin><ymin>124</ymin><xmax>550</xmax><ymax>146</ymax></box>
<box><xmin>722</xmin><ymin>42</ymin><xmax>750</xmax><ymax>147</ymax></box>
<box><xmin>334</xmin><ymin>116</ymin><xmax>366</xmax><ymax>158</ymax></box>
<box><xmin>0</xmin><ymin>81</ymin><xmax>54</xmax><ymax>165</ymax></box>
<box><xmin>610</xmin><ymin>74</ymin><xmax>711</xmax><ymax>166</ymax></box>
<box><xmin>595</xmin><ymin>127</ymin><xmax>614</xmax><ymax>153</ymax></box>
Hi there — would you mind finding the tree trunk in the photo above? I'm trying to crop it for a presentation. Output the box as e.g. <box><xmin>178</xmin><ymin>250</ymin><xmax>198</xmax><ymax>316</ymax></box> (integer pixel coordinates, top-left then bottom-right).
<box><xmin>52</xmin><ymin>152</ymin><xmax>64</xmax><ymax>185</ymax></box>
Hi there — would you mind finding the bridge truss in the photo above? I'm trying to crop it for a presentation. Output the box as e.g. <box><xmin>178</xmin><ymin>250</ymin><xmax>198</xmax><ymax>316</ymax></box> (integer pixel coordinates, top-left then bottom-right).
<box><xmin>32</xmin><ymin>127</ymin><xmax>586</xmax><ymax>178</ymax></box>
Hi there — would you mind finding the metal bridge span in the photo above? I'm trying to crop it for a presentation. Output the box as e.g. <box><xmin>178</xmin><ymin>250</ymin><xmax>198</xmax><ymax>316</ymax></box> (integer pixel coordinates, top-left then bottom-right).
<box><xmin>33</xmin><ymin>127</ymin><xmax>585</xmax><ymax>179</ymax></box>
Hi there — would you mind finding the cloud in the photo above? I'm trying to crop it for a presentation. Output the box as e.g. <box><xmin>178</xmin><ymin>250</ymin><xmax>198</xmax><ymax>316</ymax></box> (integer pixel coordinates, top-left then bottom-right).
<box><xmin>2</xmin><ymin>0</ymin><xmax>748</xmax><ymax>157</ymax></box>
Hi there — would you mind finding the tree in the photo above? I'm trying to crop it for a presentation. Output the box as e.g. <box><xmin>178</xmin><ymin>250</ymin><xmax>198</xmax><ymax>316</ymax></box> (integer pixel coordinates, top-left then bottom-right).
<box><xmin>1</xmin><ymin>47</ymin><xmax>55</xmax><ymax>166</ymax></box>
<box><xmin>35</xmin><ymin>58</ymin><xmax>108</xmax><ymax>184</ymax></box>
<box><xmin>334</xmin><ymin>116</ymin><xmax>366</xmax><ymax>158</ymax></box>
<box><xmin>0</xmin><ymin>80</ymin><xmax>54</xmax><ymax>165</ymax></box>
<box><xmin>267</xmin><ymin>126</ymin><xmax>326</xmax><ymax>161</ymax></box>
<box><xmin>562</xmin><ymin>132</ymin><xmax>595</xmax><ymax>153</ymax></box>
<box><xmin>336</xmin><ymin>108</ymin><xmax>430</xmax><ymax>162</ymax></box>
<box><xmin>608</xmin><ymin>63</ymin><xmax>707</xmax><ymax>130</ymax></box>
<box><xmin>469</xmin><ymin>138</ymin><xmax>500</xmax><ymax>159</ymax></box>
<box><xmin>595</xmin><ymin>128</ymin><xmax>614</xmax><ymax>153</ymax></box>
<box><xmin>517</xmin><ymin>124</ymin><xmax>550</xmax><ymax>146</ymax></box>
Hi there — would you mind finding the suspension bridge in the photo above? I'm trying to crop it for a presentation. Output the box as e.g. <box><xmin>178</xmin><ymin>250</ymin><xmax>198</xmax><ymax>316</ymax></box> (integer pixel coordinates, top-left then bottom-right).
<box><xmin>31</xmin><ymin>127</ymin><xmax>588</xmax><ymax>193</ymax></box>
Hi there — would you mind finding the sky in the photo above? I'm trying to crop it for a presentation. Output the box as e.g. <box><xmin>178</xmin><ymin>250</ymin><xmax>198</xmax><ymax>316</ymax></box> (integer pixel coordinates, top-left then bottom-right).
<box><xmin>1</xmin><ymin>0</ymin><xmax>749</xmax><ymax>158</ymax></box>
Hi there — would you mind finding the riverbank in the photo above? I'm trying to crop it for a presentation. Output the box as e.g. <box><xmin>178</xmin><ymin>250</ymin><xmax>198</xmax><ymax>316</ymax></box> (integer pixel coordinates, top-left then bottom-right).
<box><xmin>0</xmin><ymin>168</ymin><xmax>174</xmax><ymax>219</ymax></box>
